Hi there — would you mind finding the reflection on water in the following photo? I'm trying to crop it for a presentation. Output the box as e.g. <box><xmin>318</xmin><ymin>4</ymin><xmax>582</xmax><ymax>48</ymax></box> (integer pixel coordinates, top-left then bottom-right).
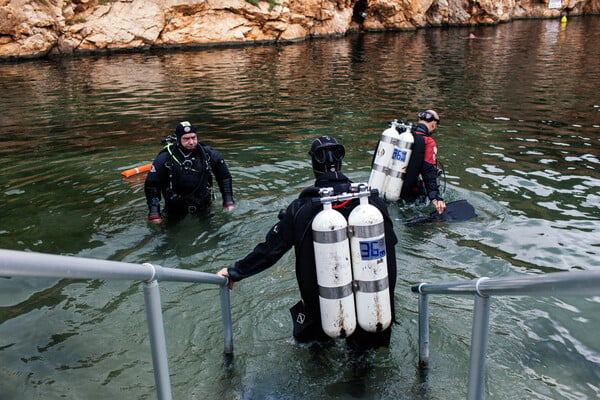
<box><xmin>0</xmin><ymin>16</ymin><xmax>599</xmax><ymax>400</ymax></box>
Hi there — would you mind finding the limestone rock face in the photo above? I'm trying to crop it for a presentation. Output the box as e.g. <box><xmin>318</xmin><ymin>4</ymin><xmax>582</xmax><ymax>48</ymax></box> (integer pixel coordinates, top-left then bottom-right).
<box><xmin>1</xmin><ymin>0</ymin><xmax>598</xmax><ymax>59</ymax></box>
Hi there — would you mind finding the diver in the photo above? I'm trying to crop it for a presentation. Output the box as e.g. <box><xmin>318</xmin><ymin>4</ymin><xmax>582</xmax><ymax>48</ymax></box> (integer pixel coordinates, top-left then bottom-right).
<box><xmin>400</xmin><ymin>110</ymin><xmax>446</xmax><ymax>214</ymax></box>
<box><xmin>218</xmin><ymin>136</ymin><xmax>398</xmax><ymax>351</ymax></box>
<box><xmin>144</xmin><ymin>121</ymin><xmax>236</xmax><ymax>224</ymax></box>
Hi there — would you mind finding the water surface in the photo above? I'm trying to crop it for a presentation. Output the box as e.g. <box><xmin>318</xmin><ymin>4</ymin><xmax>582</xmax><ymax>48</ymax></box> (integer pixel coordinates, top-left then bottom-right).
<box><xmin>0</xmin><ymin>16</ymin><xmax>599</xmax><ymax>400</ymax></box>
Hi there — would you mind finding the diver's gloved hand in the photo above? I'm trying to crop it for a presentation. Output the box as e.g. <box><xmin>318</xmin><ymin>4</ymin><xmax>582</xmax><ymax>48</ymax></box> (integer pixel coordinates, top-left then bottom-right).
<box><xmin>221</xmin><ymin>178</ymin><xmax>236</xmax><ymax>211</ymax></box>
<box><xmin>147</xmin><ymin>199</ymin><xmax>162</xmax><ymax>222</ymax></box>
<box><xmin>148</xmin><ymin>206</ymin><xmax>161</xmax><ymax>220</ymax></box>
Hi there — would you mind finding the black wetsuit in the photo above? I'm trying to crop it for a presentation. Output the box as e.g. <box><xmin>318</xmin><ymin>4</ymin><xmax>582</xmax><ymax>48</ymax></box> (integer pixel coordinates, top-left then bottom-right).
<box><xmin>144</xmin><ymin>142</ymin><xmax>234</xmax><ymax>223</ymax></box>
<box><xmin>226</xmin><ymin>171</ymin><xmax>398</xmax><ymax>350</ymax></box>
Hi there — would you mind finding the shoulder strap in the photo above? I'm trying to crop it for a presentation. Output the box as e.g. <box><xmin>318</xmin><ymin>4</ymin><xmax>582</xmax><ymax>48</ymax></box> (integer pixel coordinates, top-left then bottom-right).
<box><xmin>163</xmin><ymin>143</ymin><xmax>182</xmax><ymax>166</ymax></box>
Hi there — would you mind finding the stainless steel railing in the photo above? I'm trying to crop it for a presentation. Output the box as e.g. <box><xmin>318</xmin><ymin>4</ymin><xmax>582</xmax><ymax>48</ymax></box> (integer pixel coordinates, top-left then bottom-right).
<box><xmin>411</xmin><ymin>270</ymin><xmax>600</xmax><ymax>400</ymax></box>
<box><xmin>0</xmin><ymin>248</ymin><xmax>233</xmax><ymax>400</ymax></box>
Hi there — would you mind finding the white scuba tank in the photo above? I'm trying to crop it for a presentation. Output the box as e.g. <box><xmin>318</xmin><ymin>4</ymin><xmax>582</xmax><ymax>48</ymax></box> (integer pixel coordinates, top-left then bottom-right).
<box><xmin>312</xmin><ymin>201</ymin><xmax>357</xmax><ymax>338</ymax></box>
<box><xmin>368</xmin><ymin>125</ymin><xmax>401</xmax><ymax>195</ymax></box>
<box><xmin>381</xmin><ymin>125</ymin><xmax>414</xmax><ymax>201</ymax></box>
<box><xmin>348</xmin><ymin>195</ymin><xmax>392</xmax><ymax>332</ymax></box>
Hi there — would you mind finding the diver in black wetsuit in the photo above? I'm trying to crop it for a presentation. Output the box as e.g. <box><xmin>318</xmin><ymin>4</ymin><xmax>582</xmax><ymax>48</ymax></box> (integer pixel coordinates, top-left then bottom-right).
<box><xmin>144</xmin><ymin>121</ymin><xmax>235</xmax><ymax>224</ymax></box>
<box><xmin>218</xmin><ymin>136</ymin><xmax>398</xmax><ymax>351</ymax></box>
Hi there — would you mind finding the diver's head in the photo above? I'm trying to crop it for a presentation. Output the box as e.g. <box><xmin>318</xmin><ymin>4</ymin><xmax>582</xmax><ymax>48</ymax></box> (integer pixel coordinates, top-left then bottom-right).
<box><xmin>308</xmin><ymin>135</ymin><xmax>345</xmax><ymax>178</ymax></box>
<box><xmin>175</xmin><ymin>121</ymin><xmax>198</xmax><ymax>150</ymax></box>
<box><xmin>417</xmin><ymin>110</ymin><xmax>440</xmax><ymax>132</ymax></box>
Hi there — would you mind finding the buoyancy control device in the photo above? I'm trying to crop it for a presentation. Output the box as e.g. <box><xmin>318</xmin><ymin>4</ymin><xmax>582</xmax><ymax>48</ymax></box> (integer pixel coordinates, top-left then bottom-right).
<box><xmin>312</xmin><ymin>183</ymin><xmax>392</xmax><ymax>338</ymax></box>
<box><xmin>368</xmin><ymin>120</ymin><xmax>414</xmax><ymax>201</ymax></box>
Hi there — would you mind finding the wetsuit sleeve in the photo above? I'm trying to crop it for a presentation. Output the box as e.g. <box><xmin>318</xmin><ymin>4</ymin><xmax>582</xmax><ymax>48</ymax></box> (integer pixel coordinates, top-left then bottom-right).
<box><xmin>422</xmin><ymin>137</ymin><xmax>443</xmax><ymax>201</ymax></box>
<box><xmin>226</xmin><ymin>207</ymin><xmax>295</xmax><ymax>282</ymax></box>
<box><xmin>204</xmin><ymin>145</ymin><xmax>235</xmax><ymax>206</ymax></box>
<box><xmin>144</xmin><ymin>151</ymin><xmax>170</xmax><ymax>209</ymax></box>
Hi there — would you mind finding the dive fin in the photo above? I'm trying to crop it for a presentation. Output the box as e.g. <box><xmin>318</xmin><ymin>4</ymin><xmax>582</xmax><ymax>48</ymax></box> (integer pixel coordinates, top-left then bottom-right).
<box><xmin>405</xmin><ymin>200</ymin><xmax>477</xmax><ymax>226</ymax></box>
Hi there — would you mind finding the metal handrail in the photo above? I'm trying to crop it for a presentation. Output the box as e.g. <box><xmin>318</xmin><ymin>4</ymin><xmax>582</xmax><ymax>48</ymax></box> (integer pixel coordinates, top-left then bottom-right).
<box><xmin>0</xmin><ymin>248</ymin><xmax>234</xmax><ymax>400</ymax></box>
<box><xmin>411</xmin><ymin>270</ymin><xmax>600</xmax><ymax>400</ymax></box>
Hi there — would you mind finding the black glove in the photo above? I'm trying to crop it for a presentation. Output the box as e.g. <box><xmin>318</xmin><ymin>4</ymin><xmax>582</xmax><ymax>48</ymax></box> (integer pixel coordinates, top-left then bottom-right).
<box><xmin>147</xmin><ymin>198</ymin><xmax>162</xmax><ymax>220</ymax></box>
<box><xmin>220</xmin><ymin>178</ymin><xmax>235</xmax><ymax>207</ymax></box>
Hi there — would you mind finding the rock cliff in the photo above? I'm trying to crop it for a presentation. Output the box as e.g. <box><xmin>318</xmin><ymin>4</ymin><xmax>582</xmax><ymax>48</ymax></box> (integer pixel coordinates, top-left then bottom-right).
<box><xmin>1</xmin><ymin>0</ymin><xmax>599</xmax><ymax>60</ymax></box>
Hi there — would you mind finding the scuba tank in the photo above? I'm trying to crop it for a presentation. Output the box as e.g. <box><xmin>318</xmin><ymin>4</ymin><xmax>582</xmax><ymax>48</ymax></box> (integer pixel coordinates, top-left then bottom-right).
<box><xmin>347</xmin><ymin>184</ymin><xmax>391</xmax><ymax>332</ymax></box>
<box><xmin>368</xmin><ymin>125</ymin><xmax>400</xmax><ymax>195</ymax></box>
<box><xmin>368</xmin><ymin>120</ymin><xmax>413</xmax><ymax>201</ymax></box>
<box><xmin>381</xmin><ymin>123</ymin><xmax>414</xmax><ymax>201</ymax></box>
<box><xmin>312</xmin><ymin>187</ymin><xmax>356</xmax><ymax>339</ymax></box>
<box><xmin>312</xmin><ymin>184</ymin><xmax>391</xmax><ymax>338</ymax></box>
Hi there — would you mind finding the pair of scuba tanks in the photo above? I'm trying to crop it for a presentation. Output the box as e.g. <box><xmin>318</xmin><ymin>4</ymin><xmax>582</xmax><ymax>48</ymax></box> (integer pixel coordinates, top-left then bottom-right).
<box><xmin>368</xmin><ymin>119</ymin><xmax>414</xmax><ymax>202</ymax></box>
<box><xmin>312</xmin><ymin>121</ymin><xmax>414</xmax><ymax>338</ymax></box>
<box><xmin>312</xmin><ymin>183</ymin><xmax>391</xmax><ymax>339</ymax></box>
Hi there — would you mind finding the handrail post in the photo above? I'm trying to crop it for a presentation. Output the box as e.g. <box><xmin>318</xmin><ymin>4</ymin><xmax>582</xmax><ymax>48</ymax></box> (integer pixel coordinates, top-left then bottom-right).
<box><xmin>143</xmin><ymin>280</ymin><xmax>173</xmax><ymax>400</ymax></box>
<box><xmin>220</xmin><ymin>283</ymin><xmax>234</xmax><ymax>355</ymax></box>
<box><xmin>467</xmin><ymin>293</ymin><xmax>491</xmax><ymax>400</ymax></box>
<box><xmin>418</xmin><ymin>292</ymin><xmax>430</xmax><ymax>368</ymax></box>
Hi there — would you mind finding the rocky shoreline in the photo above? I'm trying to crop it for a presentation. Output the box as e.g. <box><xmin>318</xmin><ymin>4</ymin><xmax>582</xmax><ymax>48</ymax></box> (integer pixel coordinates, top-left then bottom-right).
<box><xmin>1</xmin><ymin>0</ymin><xmax>599</xmax><ymax>61</ymax></box>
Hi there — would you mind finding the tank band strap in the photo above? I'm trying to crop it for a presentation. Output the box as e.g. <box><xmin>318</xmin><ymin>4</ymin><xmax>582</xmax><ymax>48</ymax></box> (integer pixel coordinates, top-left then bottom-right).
<box><xmin>396</xmin><ymin>139</ymin><xmax>412</xmax><ymax>150</ymax></box>
<box><xmin>349</xmin><ymin>222</ymin><xmax>384</xmax><ymax>238</ymax></box>
<box><xmin>313</xmin><ymin>228</ymin><xmax>347</xmax><ymax>244</ymax></box>
<box><xmin>373</xmin><ymin>163</ymin><xmax>406</xmax><ymax>177</ymax></box>
<box><xmin>371</xmin><ymin>162</ymin><xmax>389</xmax><ymax>174</ymax></box>
<box><xmin>354</xmin><ymin>277</ymin><xmax>389</xmax><ymax>293</ymax></box>
<box><xmin>379</xmin><ymin>135</ymin><xmax>400</xmax><ymax>145</ymax></box>
<box><xmin>387</xmin><ymin>170</ymin><xmax>407</xmax><ymax>179</ymax></box>
<box><xmin>319</xmin><ymin>283</ymin><xmax>353</xmax><ymax>300</ymax></box>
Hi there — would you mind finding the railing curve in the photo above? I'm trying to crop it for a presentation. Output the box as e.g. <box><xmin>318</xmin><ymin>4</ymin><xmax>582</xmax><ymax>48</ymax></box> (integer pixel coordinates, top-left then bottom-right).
<box><xmin>0</xmin><ymin>248</ymin><xmax>233</xmax><ymax>400</ymax></box>
<box><xmin>411</xmin><ymin>270</ymin><xmax>600</xmax><ymax>400</ymax></box>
